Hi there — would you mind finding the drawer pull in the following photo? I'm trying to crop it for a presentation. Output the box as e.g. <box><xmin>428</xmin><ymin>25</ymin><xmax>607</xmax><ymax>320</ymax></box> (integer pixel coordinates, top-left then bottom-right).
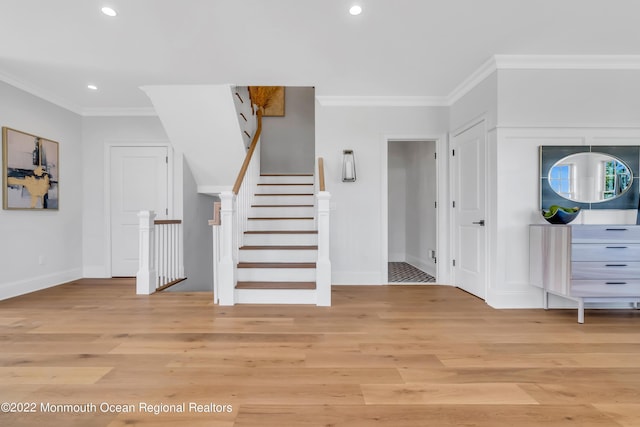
<box><xmin>605</xmin><ymin>228</ymin><xmax>628</xmax><ymax>231</ymax></box>
<box><xmin>605</xmin><ymin>282</ymin><xmax>627</xmax><ymax>285</ymax></box>
<box><xmin>605</xmin><ymin>264</ymin><xmax>628</xmax><ymax>267</ymax></box>
<box><xmin>606</xmin><ymin>246</ymin><xmax>628</xmax><ymax>249</ymax></box>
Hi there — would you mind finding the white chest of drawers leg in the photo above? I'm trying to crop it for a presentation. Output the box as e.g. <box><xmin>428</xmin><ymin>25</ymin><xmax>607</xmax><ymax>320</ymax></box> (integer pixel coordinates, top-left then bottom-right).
<box><xmin>530</xmin><ymin>224</ymin><xmax>640</xmax><ymax>323</ymax></box>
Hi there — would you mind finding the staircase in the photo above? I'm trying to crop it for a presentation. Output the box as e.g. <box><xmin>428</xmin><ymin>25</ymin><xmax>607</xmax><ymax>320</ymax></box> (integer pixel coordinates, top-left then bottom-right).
<box><xmin>235</xmin><ymin>173</ymin><xmax>320</xmax><ymax>304</ymax></box>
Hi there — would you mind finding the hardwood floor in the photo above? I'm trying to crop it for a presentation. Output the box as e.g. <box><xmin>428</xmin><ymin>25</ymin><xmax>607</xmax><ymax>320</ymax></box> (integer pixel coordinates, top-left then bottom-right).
<box><xmin>1</xmin><ymin>279</ymin><xmax>640</xmax><ymax>426</ymax></box>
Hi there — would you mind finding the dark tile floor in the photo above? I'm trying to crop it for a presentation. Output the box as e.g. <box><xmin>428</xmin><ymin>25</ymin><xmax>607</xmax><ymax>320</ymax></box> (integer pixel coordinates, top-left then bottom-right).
<box><xmin>388</xmin><ymin>262</ymin><xmax>436</xmax><ymax>283</ymax></box>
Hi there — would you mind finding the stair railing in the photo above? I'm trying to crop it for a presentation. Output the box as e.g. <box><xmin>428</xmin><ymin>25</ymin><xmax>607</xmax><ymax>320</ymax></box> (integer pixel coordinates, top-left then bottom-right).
<box><xmin>216</xmin><ymin>109</ymin><xmax>263</xmax><ymax>305</ymax></box>
<box><xmin>316</xmin><ymin>157</ymin><xmax>332</xmax><ymax>306</ymax></box>
<box><xmin>136</xmin><ymin>210</ymin><xmax>186</xmax><ymax>294</ymax></box>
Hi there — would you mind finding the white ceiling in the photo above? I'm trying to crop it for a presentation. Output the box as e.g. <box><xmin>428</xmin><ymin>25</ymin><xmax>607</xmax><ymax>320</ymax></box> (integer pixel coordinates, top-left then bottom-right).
<box><xmin>1</xmin><ymin>0</ymin><xmax>639</xmax><ymax>114</ymax></box>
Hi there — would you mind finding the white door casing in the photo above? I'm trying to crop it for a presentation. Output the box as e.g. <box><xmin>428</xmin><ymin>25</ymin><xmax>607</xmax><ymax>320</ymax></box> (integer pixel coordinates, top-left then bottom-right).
<box><xmin>381</xmin><ymin>134</ymin><xmax>448</xmax><ymax>284</ymax></box>
<box><xmin>110</xmin><ymin>146</ymin><xmax>169</xmax><ymax>277</ymax></box>
<box><xmin>450</xmin><ymin>121</ymin><xmax>487</xmax><ymax>299</ymax></box>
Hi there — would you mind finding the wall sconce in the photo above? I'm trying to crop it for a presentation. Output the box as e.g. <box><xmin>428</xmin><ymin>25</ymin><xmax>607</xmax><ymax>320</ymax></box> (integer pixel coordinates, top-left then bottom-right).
<box><xmin>342</xmin><ymin>149</ymin><xmax>356</xmax><ymax>182</ymax></box>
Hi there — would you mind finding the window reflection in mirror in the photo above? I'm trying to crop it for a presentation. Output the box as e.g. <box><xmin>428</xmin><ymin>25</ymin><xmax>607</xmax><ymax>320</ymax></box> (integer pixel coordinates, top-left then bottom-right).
<box><xmin>548</xmin><ymin>152</ymin><xmax>633</xmax><ymax>203</ymax></box>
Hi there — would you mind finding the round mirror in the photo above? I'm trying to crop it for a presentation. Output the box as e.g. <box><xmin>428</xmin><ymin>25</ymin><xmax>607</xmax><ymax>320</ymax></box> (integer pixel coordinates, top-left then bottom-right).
<box><xmin>548</xmin><ymin>152</ymin><xmax>633</xmax><ymax>203</ymax></box>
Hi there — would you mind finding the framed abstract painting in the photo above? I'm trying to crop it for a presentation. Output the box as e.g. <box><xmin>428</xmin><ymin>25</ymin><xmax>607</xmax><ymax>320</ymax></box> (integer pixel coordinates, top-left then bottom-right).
<box><xmin>2</xmin><ymin>127</ymin><xmax>59</xmax><ymax>210</ymax></box>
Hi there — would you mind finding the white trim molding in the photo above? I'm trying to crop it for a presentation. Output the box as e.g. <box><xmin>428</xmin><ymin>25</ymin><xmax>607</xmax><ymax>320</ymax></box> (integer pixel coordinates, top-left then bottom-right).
<box><xmin>447</xmin><ymin>56</ymin><xmax>499</xmax><ymax>106</ymax></box>
<box><xmin>494</xmin><ymin>54</ymin><xmax>640</xmax><ymax>70</ymax></box>
<box><xmin>316</xmin><ymin>96</ymin><xmax>448</xmax><ymax>107</ymax></box>
<box><xmin>0</xmin><ymin>269</ymin><xmax>82</xmax><ymax>302</ymax></box>
<box><xmin>0</xmin><ymin>70</ymin><xmax>83</xmax><ymax>115</ymax></box>
<box><xmin>82</xmin><ymin>107</ymin><xmax>158</xmax><ymax>117</ymax></box>
<box><xmin>449</xmin><ymin>54</ymin><xmax>640</xmax><ymax>107</ymax></box>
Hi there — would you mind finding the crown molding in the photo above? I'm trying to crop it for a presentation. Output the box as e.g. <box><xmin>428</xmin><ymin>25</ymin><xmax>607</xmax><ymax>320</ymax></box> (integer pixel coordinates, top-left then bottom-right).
<box><xmin>81</xmin><ymin>107</ymin><xmax>158</xmax><ymax>117</ymax></box>
<box><xmin>316</xmin><ymin>95</ymin><xmax>448</xmax><ymax>107</ymax></box>
<box><xmin>4</xmin><ymin>55</ymin><xmax>640</xmax><ymax>114</ymax></box>
<box><xmin>447</xmin><ymin>56</ymin><xmax>498</xmax><ymax>106</ymax></box>
<box><xmin>494</xmin><ymin>54</ymin><xmax>640</xmax><ymax>70</ymax></box>
<box><xmin>446</xmin><ymin>54</ymin><xmax>640</xmax><ymax>106</ymax></box>
<box><xmin>0</xmin><ymin>70</ymin><xmax>82</xmax><ymax>115</ymax></box>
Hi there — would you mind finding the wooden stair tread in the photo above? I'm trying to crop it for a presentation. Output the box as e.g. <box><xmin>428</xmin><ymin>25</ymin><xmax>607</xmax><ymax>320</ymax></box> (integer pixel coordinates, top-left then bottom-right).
<box><xmin>237</xmin><ymin>262</ymin><xmax>316</xmax><ymax>268</ymax></box>
<box><xmin>236</xmin><ymin>281</ymin><xmax>316</xmax><ymax>290</ymax></box>
<box><xmin>252</xmin><ymin>204</ymin><xmax>314</xmax><ymax>207</ymax></box>
<box><xmin>255</xmin><ymin>193</ymin><xmax>314</xmax><ymax>196</ymax></box>
<box><xmin>260</xmin><ymin>174</ymin><xmax>313</xmax><ymax>177</ymax></box>
<box><xmin>248</xmin><ymin>217</ymin><xmax>314</xmax><ymax>220</ymax></box>
<box><xmin>257</xmin><ymin>183</ymin><xmax>313</xmax><ymax>186</ymax></box>
<box><xmin>245</xmin><ymin>230</ymin><xmax>318</xmax><ymax>234</ymax></box>
<box><xmin>240</xmin><ymin>245</ymin><xmax>318</xmax><ymax>250</ymax></box>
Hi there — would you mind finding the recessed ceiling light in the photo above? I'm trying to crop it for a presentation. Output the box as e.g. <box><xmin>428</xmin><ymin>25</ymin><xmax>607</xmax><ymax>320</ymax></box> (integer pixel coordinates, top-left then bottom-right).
<box><xmin>87</xmin><ymin>84</ymin><xmax>98</xmax><ymax>91</ymax></box>
<box><xmin>101</xmin><ymin>6</ymin><xmax>117</xmax><ymax>17</ymax></box>
<box><xmin>349</xmin><ymin>5</ymin><xmax>362</xmax><ymax>15</ymax></box>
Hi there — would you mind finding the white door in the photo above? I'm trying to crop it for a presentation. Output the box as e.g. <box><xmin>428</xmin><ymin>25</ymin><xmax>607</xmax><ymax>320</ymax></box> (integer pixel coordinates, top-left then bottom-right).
<box><xmin>451</xmin><ymin>122</ymin><xmax>486</xmax><ymax>299</ymax></box>
<box><xmin>110</xmin><ymin>146</ymin><xmax>168</xmax><ymax>277</ymax></box>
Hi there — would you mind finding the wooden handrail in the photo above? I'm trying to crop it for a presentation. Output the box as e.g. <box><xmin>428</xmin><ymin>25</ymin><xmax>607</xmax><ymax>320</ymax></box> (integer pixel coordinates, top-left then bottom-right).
<box><xmin>318</xmin><ymin>157</ymin><xmax>326</xmax><ymax>192</ymax></box>
<box><xmin>232</xmin><ymin>110</ymin><xmax>263</xmax><ymax>194</ymax></box>
<box><xmin>154</xmin><ymin>219</ymin><xmax>182</xmax><ymax>225</ymax></box>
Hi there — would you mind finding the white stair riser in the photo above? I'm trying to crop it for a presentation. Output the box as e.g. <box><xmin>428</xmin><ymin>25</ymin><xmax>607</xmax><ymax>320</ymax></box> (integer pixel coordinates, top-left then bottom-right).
<box><xmin>253</xmin><ymin>195</ymin><xmax>315</xmax><ymax>205</ymax></box>
<box><xmin>236</xmin><ymin>268</ymin><xmax>316</xmax><ymax>282</ymax></box>
<box><xmin>235</xmin><ymin>288</ymin><xmax>317</xmax><ymax>304</ymax></box>
<box><xmin>250</xmin><ymin>206</ymin><xmax>315</xmax><ymax>217</ymax></box>
<box><xmin>243</xmin><ymin>233</ymin><xmax>318</xmax><ymax>246</ymax></box>
<box><xmin>256</xmin><ymin>184</ymin><xmax>315</xmax><ymax>194</ymax></box>
<box><xmin>247</xmin><ymin>219</ymin><xmax>316</xmax><ymax>231</ymax></box>
<box><xmin>260</xmin><ymin>175</ymin><xmax>314</xmax><ymax>185</ymax></box>
<box><xmin>239</xmin><ymin>249</ymin><xmax>318</xmax><ymax>263</ymax></box>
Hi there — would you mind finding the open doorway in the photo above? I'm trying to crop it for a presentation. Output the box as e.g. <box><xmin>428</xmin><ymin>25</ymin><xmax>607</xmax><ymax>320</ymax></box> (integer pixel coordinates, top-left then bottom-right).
<box><xmin>387</xmin><ymin>140</ymin><xmax>438</xmax><ymax>283</ymax></box>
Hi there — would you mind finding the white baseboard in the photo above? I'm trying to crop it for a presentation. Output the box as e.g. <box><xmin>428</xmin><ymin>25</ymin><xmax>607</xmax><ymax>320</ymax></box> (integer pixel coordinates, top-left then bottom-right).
<box><xmin>82</xmin><ymin>265</ymin><xmax>109</xmax><ymax>278</ymax></box>
<box><xmin>486</xmin><ymin>286</ymin><xmax>544</xmax><ymax>308</ymax></box>
<box><xmin>0</xmin><ymin>268</ymin><xmax>83</xmax><ymax>301</ymax></box>
<box><xmin>405</xmin><ymin>255</ymin><xmax>436</xmax><ymax>277</ymax></box>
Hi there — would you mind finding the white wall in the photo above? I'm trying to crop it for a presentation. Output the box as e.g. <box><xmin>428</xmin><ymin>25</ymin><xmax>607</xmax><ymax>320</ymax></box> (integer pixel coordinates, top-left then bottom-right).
<box><xmin>490</xmin><ymin>68</ymin><xmax>640</xmax><ymax>308</ymax></box>
<box><xmin>81</xmin><ymin>116</ymin><xmax>173</xmax><ymax>277</ymax></box>
<box><xmin>142</xmin><ymin>85</ymin><xmax>247</xmax><ymax>193</ymax></box>
<box><xmin>0</xmin><ymin>81</ymin><xmax>83</xmax><ymax>300</ymax></box>
<box><xmin>316</xmin><ymin>104</ymin><xmax>448</xmax><ymax>284</ymax></box>
<box><xmin>498</xmin><ymin>69</ymin><xmax>640</xmax><ymax>127</ymax></box>
<box><xmin>261</xmin><ymin>87</ymin><xmax>315</xmax><ymax>174</ymax></box>
<box><xmin>405</xmin><ymin>141</ymin><xmax>437</xmax><ymax>276</ymax></box>
<box><xmin>450</xmin><ymin>72</ymin><xmax>498</xmax><ymax>132</ymax></box>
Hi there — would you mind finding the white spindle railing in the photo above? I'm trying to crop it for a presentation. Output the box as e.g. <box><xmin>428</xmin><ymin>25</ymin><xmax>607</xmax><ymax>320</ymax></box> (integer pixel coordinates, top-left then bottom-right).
<box><xmin>154</xmin><ymin>219</ymin><xmax>183</xmax><ymax>289</ymax></box>
<box><xmin>216</xmin><ymin>137</ymin><xmax>261</xmax><ymax>306</ymax></box>
<box><xmin>136</xmin><ymin>210</ymin><xmax>185</xmax><ymax>294</ymax></box>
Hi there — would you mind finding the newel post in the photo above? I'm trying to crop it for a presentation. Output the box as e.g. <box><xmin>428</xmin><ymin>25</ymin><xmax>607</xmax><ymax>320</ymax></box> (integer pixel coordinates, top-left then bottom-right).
<box><xmin>316</xmin><ymin>191</ymin><xmax>332</xmax><ymax>306</ymax></box>
<box><xmin>218</xmin><ymin>191</ymin><xmax>237</xmax><ymax>305</ymax></box>
<box><xmin>136</xmin><ymin>210</ymin><xmax>157</xmax><ymax>295</ymax></box>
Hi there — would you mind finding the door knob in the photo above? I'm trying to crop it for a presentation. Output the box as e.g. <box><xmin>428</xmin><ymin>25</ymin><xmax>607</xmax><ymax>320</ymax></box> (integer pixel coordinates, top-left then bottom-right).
<box><xmin>472</xmin><ymin>220</ymin><xmax>485</xmax><ymax>226</ymax></box>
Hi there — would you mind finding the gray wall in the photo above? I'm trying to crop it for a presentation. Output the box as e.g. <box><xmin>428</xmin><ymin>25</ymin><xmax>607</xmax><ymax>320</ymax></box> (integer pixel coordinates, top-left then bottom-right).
<box><xmin>260</xmin><ymin>87</ymin><xmax>315</xmax><ymax>174</ymax></box>
<box><xmin>172</xmin><ymin>159</ymin><xmax>214</xmax><ymax>291</ymax></box>
<box><xmin>388</xmin><ymin>143</ymin><xmax>407</xmax><ymax>261</ymax></box>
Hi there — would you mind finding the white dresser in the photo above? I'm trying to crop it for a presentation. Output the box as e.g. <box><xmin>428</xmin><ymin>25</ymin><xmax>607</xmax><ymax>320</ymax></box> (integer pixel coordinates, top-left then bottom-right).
<box><xmin>530</xmin><ymin>224</ymin><xmax>640</xmax><ymax>323</ymax></box>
